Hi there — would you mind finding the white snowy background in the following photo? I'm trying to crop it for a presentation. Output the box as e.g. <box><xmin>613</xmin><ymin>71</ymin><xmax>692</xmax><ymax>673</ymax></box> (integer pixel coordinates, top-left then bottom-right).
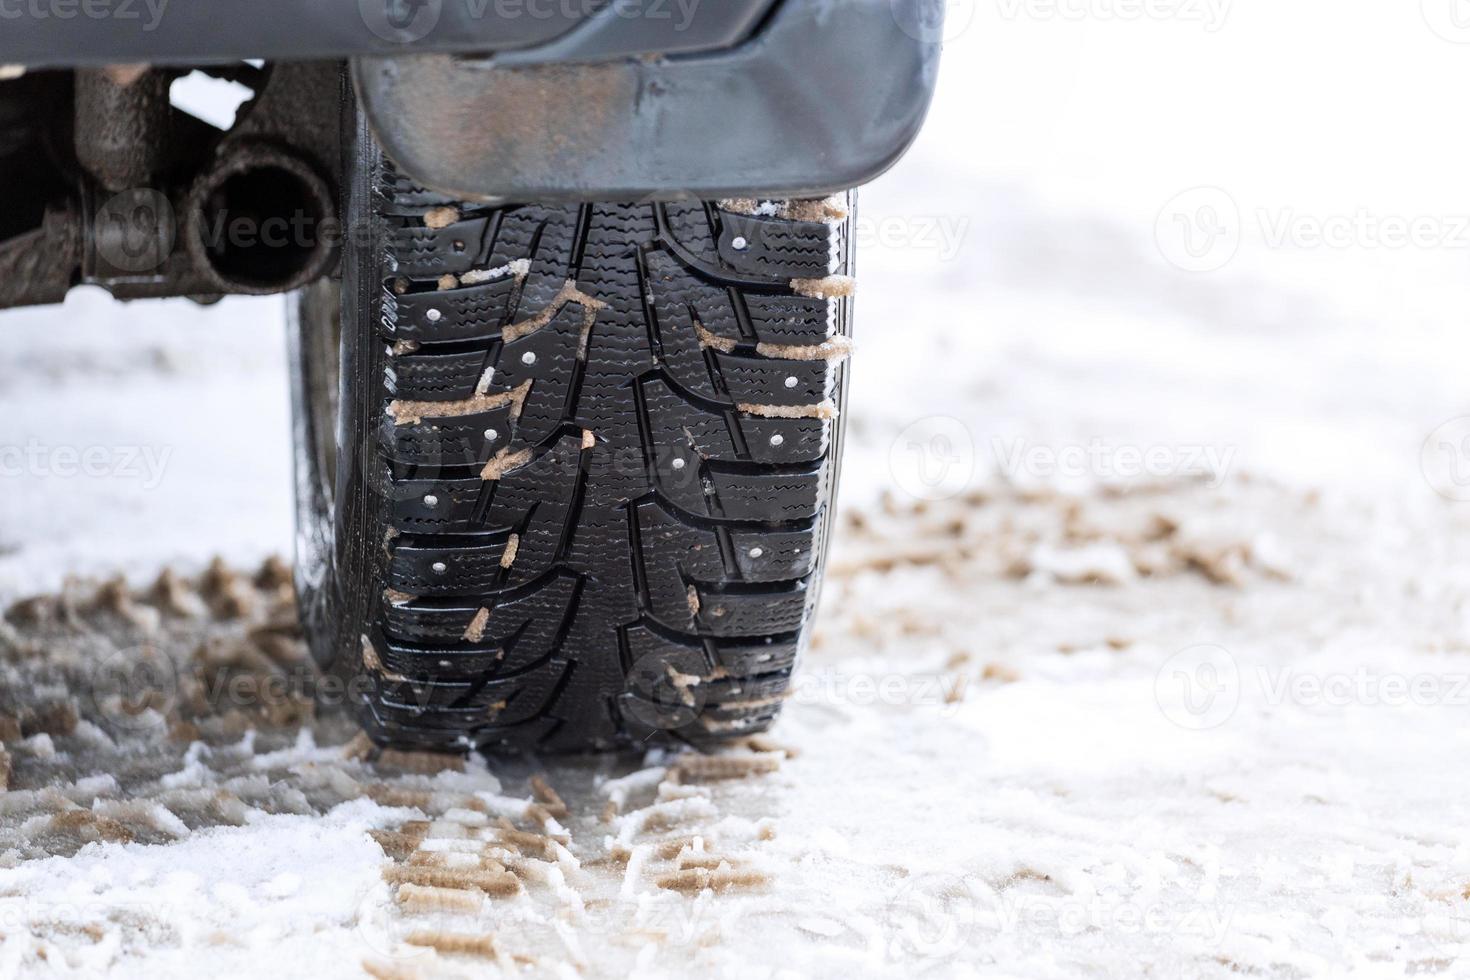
<box><xmin>5</xmin><ymin>3</ymin><xmax>1470</xmax><ymax>976</ymax></box>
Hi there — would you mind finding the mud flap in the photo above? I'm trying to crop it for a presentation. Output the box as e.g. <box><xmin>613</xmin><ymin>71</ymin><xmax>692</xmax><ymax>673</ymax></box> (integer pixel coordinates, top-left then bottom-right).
<box><xmin>353</xmin><ymin>0</ymin><xmax>943</xmax><ymax>203</ymax></box>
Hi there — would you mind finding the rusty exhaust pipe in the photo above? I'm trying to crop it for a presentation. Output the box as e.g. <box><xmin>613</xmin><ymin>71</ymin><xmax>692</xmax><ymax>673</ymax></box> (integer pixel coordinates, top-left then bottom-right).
<box><xmin>185</xmin><ymin>144</ymin><xmax>337</xmax><ymax>295</ymax></box>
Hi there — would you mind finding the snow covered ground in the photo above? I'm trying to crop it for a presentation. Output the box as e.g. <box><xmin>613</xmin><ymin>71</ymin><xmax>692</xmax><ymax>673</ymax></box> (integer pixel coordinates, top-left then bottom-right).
<box><xmin>5</xmin><ymin>6</ymin><xmax>1470</xmax><ymax>977</ymax></box>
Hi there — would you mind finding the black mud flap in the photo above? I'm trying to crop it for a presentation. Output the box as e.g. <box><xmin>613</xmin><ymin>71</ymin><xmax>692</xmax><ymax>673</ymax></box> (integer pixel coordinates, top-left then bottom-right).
<box><xmin>354</xmin><ymin>0</ymin><xmax>944</xmax><ymax>203</ymax></box>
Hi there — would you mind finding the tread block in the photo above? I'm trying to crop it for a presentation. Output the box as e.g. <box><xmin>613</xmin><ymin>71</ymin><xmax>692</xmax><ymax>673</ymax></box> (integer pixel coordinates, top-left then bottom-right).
<box><xmin>692</xmin><ymin>585</ymin><xmax>810</xmax><ymax>637</ymax></box>
<box><xmin>387</xmin><ymin>534</ymin><xmax>516</xmax><ymax>596</ymax></box>
<box><xmin>710</xmin><ymin>469</ymin><xmax>827</xmax><ymax>522</ymax></box>
<box><xmin>467</xmin><ymin>660</ymin><xmax>574</xmax><ymax>726</ymax></box>
<box><xmin>371</xmin><ymin>674</ymin><xmax>477</xmax><ymax>711</ymax></box>
<box><xmin>390</xmin><ymin>217</ymin><xmax>495</xmax><ymax>278</ymax></box>
<box><xmin>386</xmin><ymin>477</ymin><xmax>487</xmax><ymax>531</ymax></box>
<box><xmin>644</xmin><ymin>250</ymin><xmax>745</xmax><ymax>350</ymax></box>
<box><xmin>715</xmin><ymin>352</ymin><xmax>831</xmax><ymax>408</ymax></box>
<box><xmin>482</xmin><ymin>435</ymin><xmax>587</xmax><ymax>585</ymax></box>
<box><xmin>731</xmin><ymin>415</ymin><xmax>833</xmax><ymax>466</ymax></box>
<box><xmin>488</xmin><ymin>306</ymin><xmax>595</xmax><ymax>447</ymax></box>
<box><xmin>729</xmin><ymin>527</ymin><xmax>819</xmax><ymax>581</ymax></box>
<box><xmin>716</xmin><ymin>212</ymin><xmax>839</xmax><ymax>279</ymax></box>
<box><xmin>633</xmin><ymin>498</ymin><xmax>726</xmax><ymax>585</ymax></box>
<box><xmin>382</xmin><ymin>598</ymin><xmax>484</xmax><ymax>644</ymax></box>
<box><xmin>622</xmin><ymin>622</ymin><xmax>714</xmax><ymax>672</ymax></box>
<box><xmin>379</xmin><ymin>404</ymin><xmax>513</xmax><ymax>468</ymax></box>
<box><xmin>745</xmin><ymin>293</ymin><xmax>836</xmax><ymax>347</ymax></box>
<box><xmin>484</xmin><ymin>206</ymin><xmax>580</xmax><ymax>282</ymax></box>
<box><xmin>616</xmin><ymin>621</ymin><xmax>721</xmax><ymax>740</ymax></box>
<box><xmin>641</xmin><ymin>375</ymin><xmax>829</xmax><ymax>466</ymax></box>
<box><xmin>390</xmin><ymin>351</ymin><xmax>491</xmax><ymax>401</ymax></box>
<box><xmin>641</xmin><ymin>263</ymin><xmax>835</xmax><ymax>409</ymax></box>
<box><xmin>376</xmin><ymin>638</ymin><xmax>506</xmax><ymax>682</ymax></box>
<box><xmin>476</xmin><ymin>577</ymin><xmax>583</xmax><ymax>672</ymax></box>
<box><xmin>714</xmin><ymin>636</ymin><xmax>800</xmax><ymax>676</ymax></box>
<box><xmin>393</xmin><ymin>278</ymin><xmax>518</xmax><ymax>344</ymax></box>
<box><xmin>634</xmin><ymin>498</ymin><xmax>817</xmax><ymax>584</ymax></box>
<box><xmin>662</xmin><ymin>201</ymin><xmax>720</xmax><ymax>259</ymax></box>
<box><xmin>705</xmin><ymin>669</ymin><xmax>793</xmax><ymax>707</ymax></box>
<box><xmin>380</xmin><ymin>575</ymin><xmax>581</xmax><ymax>673</ymax></box>
<box><xmin>634</xmin><ymin>507</ymin><xmax>811</xmax><ymax>635</ymax></box>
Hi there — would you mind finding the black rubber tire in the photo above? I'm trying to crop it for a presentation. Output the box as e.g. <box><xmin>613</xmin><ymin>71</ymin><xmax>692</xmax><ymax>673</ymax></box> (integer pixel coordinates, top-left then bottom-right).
<box><xmin>294</xmin><ymin>111</ymin><xmax>855</xmax><ymax>754</ymax></box>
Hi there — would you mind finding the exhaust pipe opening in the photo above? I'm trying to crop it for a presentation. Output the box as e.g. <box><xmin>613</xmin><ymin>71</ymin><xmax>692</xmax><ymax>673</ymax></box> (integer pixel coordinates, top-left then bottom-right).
<box><xmin>187</xmin><ymin>147</ymin><xmax>336</xmax><ymax>294</ymax></box>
